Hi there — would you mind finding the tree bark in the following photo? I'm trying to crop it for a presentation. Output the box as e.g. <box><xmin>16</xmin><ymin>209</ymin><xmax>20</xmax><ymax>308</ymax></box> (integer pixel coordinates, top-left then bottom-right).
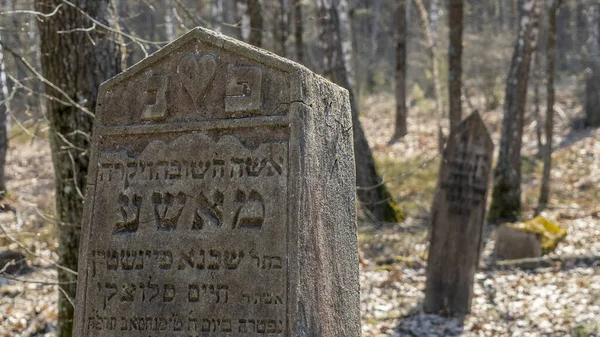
<box><xmin>414</xmin><ymin>0</ymin><xmax>445</xmax><ymax>153</ymax></box>
<box><xmin>392</xmin><ymin>0</ymin><xmax>407</xmax><ymax>140</ymax></box>
<box><xmin>585</xmin><ymin>3</ymin><xmax>600</xmax><ymax>127</ymax></box>
<box><xmin>34</xmin><ymin>1</ymin><xmax>122</xmax><ymax>336</ymax></box>
<box><xmin>448</xmin><ymin>0</ymin><xmax>464</xmax><ymax>132</ymax></box>
<box><xmin>248</xmin><ymin>0</ymin><xmax>263</xmax><ymax>47</ymax></box>
<box><xmin>489</xmin><ymin>0</ymin><xmax>541</xmax><ymax>222</ymax></box>
<box><xmin>317</xmin><ymin>0</ymin><xmax>400</xmax><ymax>223</ymax></box>
<box><xmin>538</xmin><ymin>0</ymin><xmax>564</xmax><ymax>210</ymax></box>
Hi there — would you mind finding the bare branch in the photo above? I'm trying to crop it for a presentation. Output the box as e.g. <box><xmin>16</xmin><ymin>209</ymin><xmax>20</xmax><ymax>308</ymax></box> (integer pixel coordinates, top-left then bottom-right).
<box><xmin>0</xmin><ymin>221</ymin><xmax>78</xmax><ymax>276</ymax></box>
<box><xmin>0</xmin><ymin>3</ymin><xmax>63</xmax><ymax>18</ymax></box>
<box><xmin>0</xmin><ymin>42</ymin><xmax>95</xmax><ymax>118</ymax></box>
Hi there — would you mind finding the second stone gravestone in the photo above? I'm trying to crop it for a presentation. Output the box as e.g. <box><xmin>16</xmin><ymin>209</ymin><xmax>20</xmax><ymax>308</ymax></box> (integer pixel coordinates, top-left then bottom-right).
<box><xmin>424</xmin><ymin>112</ymin><xmax>494</xmax><ymax>315</ymax></box>
<box><xmin>73</xmin><ymin>28</ymin><xmax>360</xmax><ymax>336</ymax></box>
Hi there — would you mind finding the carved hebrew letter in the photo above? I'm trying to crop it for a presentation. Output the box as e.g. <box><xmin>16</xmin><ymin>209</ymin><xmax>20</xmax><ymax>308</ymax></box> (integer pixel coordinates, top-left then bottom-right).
<box><xmin>152</xmin><ymin>192</ymin><xmax>187</xmax><ymax>231</ymax></box>
<box><xmin>120</xmin><ymin>250</ymin><xmax>136</xmax><ymax>270</ymax></box>
<box><xmin>207</xmin><ymin>249</ymin><xmax>221</xmax><ymax>270</ymax></box>
<box><xmin>233</xmin><ymin>190</ymin><xmax>265</xmax><ymax>229</ymax></box>
<box><xmin>188</xmin><ymin>284</ymin><xmax>200</xmax><ymax>302</ymax></box>
<box><xmin>141</xmin><ymin>74</ymin><xmax>169</xmax><ymax>121</ymax></box>
<box><xmin>192</xmin><ymin>190</ymin><xmax>223</xmax><ymax>230</ymax></box>
<box><xmin>223</xmin><ymin>250</ymin><xmax>244</xmax><ymax>269</ymax></box>
<box><xmin>163</xmin><ymin>284</ymin><xmax>175</xmax><ymax>302</ymax></box>
<box><xmin>113</xmin><ymin>193</ymin><xmax>142</xmax><ymax>234</ymax></box>
<box><xmin>225</xmin><ymin>64</ymin><xmax>263</xmax><ymax>113</ymax></box>
<box><xmin>120</xmin><ymin>283</ymin><xmax>136</xmax><ymax>302</ymax></box>
<box><xmin>102</xmin><ymin>282</ymin><xmax>117</xmax><ymax>309</ymax></box>
<box><xmin>107</xmin><ymin>250</ymin><xmax>119</xmax><ymax>270</ymax></box>
<box><xmin>147</xmin><ymin>279</ymin><xmax>159</xmax><ymax>302</ymax></box>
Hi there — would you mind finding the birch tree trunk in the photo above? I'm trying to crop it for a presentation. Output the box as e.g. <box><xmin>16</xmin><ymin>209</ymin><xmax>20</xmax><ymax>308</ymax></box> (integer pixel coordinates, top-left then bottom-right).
<box><xmin>538</xmin><ymin>0</ymin><xmax>564</xmax><ymax>210</ymax></box>
<box><xmin>414</xmin><ymin>0</ymin><xmax>445</xmax><ymax>152</ymax></box>
<box><xmin>392</xmin><ymin>0</ymin><xmax>407</xmax><ymax>140</ymax></box>
<box><xmin>489</xmin><ymin>0</ymin><xmax>541</xmax><ymax>222</ymax></box>
<box><xmin>34</xmin><ymin>1</ymin><xmax>122</xmax><ymax>336</ymax></box>
<box><xmin>317</xmin><ymin>0</ymin><xmax>400</xmax><ymax>223</ymax></box>
<box><xmin>448</xmin><ymin>0</ymin><xmax>463</xmax><ymax>132</ymax></box>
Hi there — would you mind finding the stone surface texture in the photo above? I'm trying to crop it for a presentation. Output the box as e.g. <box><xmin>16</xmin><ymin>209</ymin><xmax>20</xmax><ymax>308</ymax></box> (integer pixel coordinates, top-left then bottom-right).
<box><xmin>424</xmin><ymin>112</ymin><xmax>494</xmax><ymax>316</ymax></box>
<box><xmin>494</xmin><ymin>225</ymin><xmax>542</xmax><ymax>260</ymax></box>
<box><xmin>73</xmin><ymin>27</ymin><xmax>359</xmax><ymax>337</ymax></box>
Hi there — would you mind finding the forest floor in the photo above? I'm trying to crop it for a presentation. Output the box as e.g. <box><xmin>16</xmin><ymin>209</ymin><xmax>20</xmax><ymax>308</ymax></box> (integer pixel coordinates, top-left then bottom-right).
<box><xmin>0</xmin><ymin>91</ymin><xmax>599</xmax><ymax>336</ymax></box>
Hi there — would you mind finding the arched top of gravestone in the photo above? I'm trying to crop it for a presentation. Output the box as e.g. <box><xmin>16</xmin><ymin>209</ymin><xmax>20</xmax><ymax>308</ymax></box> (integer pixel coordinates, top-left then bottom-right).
<box><xmin>96</xmin><ymin>27</ymin><xmax>312</xmax><ymax>127</ymax></box>
<box><xmin>445</xmin><ymin>111</ymin><xmax>494</xmax><ymax>154</ymax></box>
<box><xmin>101</xmin><ymin>27</ymin><xmax>303</xmax><ymax>91</ymax></box>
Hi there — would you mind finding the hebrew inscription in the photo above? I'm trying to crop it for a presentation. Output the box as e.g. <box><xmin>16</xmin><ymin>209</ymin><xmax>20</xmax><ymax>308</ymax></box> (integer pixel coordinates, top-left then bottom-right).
<box><xmin>86</xmin><ymin>133</ymin><xmax>288</xmax><ymax>336</ymax></box>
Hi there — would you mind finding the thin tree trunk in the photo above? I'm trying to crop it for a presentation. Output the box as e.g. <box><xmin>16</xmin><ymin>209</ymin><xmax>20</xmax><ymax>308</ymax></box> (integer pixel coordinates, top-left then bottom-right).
<box><xmin>448</xmin><ymin>0</ymin><xmax>463</xmax><ymax>132</ymax></box>
<box><xmin>278</xmin><ymin>0</ymin><xmax>288</xmax><ymax>56</ymax></box>
<box><xmin>211</xmin><ymin>0</ymin><xmax>224</xmax><ymax>32</ymax></box>
<box><xmin>365</xmin><ymin>0</ymin><xmax>381</xmax><ymax>92</ymax></box>
<box><xmin>248</xmin><ymin>0</ymin><xmax>263</xmax><ymax>47</ymax></box>
<box><xmin>532</xmin><ymin>49</ymin><xmax>543</xmax><ymax>158</ymax></box>
<box><xmin>430</xmin><ymin>0</ymin><xmax>440</xmax><ymax>43</ymax></box>
<box><xmin>294</xmin><ymin>0</ymin><xmax>303</xmax><ymax>63</ymax></box>
<box><xmin>585</xmin><ymin>3</ymin><xmax>600</xmax><ymax>127</ymax></box>
<box><xmin>317</xmin><ymin>0</ymin><xmax>399</xmax><ymax>223</ymax></box>
<box><xmin>392</xmin><ymin>0</ymin><xmax>407</xmax><ymax>140</ymax></box>
<box><xmin>489</xmin><ymin>0</ymin><xmax>541</xmax><ymax>222</ymax></box>
<box><xmin>233</xmin><ymin>0</ymin><xmax>244</xmax><ymax>40</ymax></box>
<box><xmin>34</xmin><ymin>1</ymin><xmax>122</xmax><ymax>336</ymax></box>
<box><xmin>165</xmin><ymin>0</ymin><xmax>177</xmax><ymax>41</ymax></box>
<box><xmin>0</xmin><ymin>33</ymin><xmax>9</xmax><ymax>197</ymax></box>
<box><xmin>538</xmin><ymin>0</ymin><xmax>564</xmax><ymax>210</ymax></box>
<box><xmin>414</xmin><ymin>0</ymin><xmax>445</xmax><ymax>153</ymax></box>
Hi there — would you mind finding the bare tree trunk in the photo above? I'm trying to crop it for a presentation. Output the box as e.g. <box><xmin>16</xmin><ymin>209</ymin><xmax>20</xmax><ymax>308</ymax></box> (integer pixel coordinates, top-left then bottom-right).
<box><xmin>0</xmin><ymin>33</ymin><xmax>9</xmax><ymax>197</ymax></box>
<box><xmin>532</xmin><ymin>49</ymin><xmax>543</xmax><ymax>157</ymax></box>
<box><xmin>278</xmin><ymin>0</ymin><xmax>288</xmax><ymax>56</ymax></box>
<box><xmin>165</xmin><ymin>0</ymin><xmax>177</xmax><ymax>41</ymax></box>
<box><xmin>414</xmin><ymin>0</ymin><xmax>445</xmax><ymax>153</ymax></box>
<box><xmin>430</xmin><ymin>0</ymin><xmax>440</xmax><ymax>43</ymax></box>
<box><xmin>538</xmin><ymin>0</ymin><xmax>564</xmax><ymax>210</ymax></box>
<box><xmin>317</xmin><ymin>0</ymin><xmax>400</xmax><ymax>223</ymax></box>
<box><xmin>232</xmin><ymin>0</ymin><xmax>243</xmax><ymax>40</ymax></box>
<box><xmin>448</xmin><ymin>0</ymin><xmax>463</xmax><ymax>132</ymax></box>
<box><xmin>365</xmin><ymin>0</ymin><xmax>381</xmax><ymax>92</ymax></box>
<box><xmin>294</xmin><ymin>0</ymin><xmax>303</xmax><ymax>63</ymax></box>
<box><xmin>392</xmin><ymin>0</ymin><xmax>407</xmax><ymax>140</ymax></box>
<box><xmin>489</xmin><ymin>0</ymin><xmax>541</xmax><ymax>222</ymax></box>
<box><xmin>248</xmin><ymin>0</ymin><xmax>263</xmax><ymax>47</ymax></box>
<box><xmin>585</xmin><ymin>3</ymin><xmax>600</xmax><ymax>127</ymax></box>
<box><xmin>34</xmin><ymin>1</ymin><xmax>122</xmax><ymax>336</ymax></box>
<box><xmin>211</xmin><ymin>0</ymin><xmax>224</xmax><ymax>32</ymax></box>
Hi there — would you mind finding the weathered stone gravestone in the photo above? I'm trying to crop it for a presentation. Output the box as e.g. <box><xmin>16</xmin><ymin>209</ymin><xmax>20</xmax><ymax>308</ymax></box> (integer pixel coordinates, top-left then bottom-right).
<box><xmin>73</xmin><ymin>28</ymin><xmax>360</xmax><ymax>337</ymax></box>
<box><xmin>424</xmin><ymin>112</ymin><xmax>494</xmax><ymax>315</ymax></box>
<box><xmin>494</xmin><ymin>224</ymin><xmax>542</xmax><ymax>260</ymax></box>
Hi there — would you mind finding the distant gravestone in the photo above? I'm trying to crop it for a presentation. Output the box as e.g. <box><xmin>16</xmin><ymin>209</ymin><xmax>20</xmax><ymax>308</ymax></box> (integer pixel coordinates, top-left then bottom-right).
<box><xmin>494</xmin><ymin>225</ymin><xmax>542</xmax><ymax>260</ymax></box>
<box><xmin>424</xmin><ymin>112</ymin><xmax>494</xmax><ymax>315</ymax></box>
<box><xmin>73</xmin><ymin>28</ymin><xmax>360</xmax><ymax>337</ymax></box>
